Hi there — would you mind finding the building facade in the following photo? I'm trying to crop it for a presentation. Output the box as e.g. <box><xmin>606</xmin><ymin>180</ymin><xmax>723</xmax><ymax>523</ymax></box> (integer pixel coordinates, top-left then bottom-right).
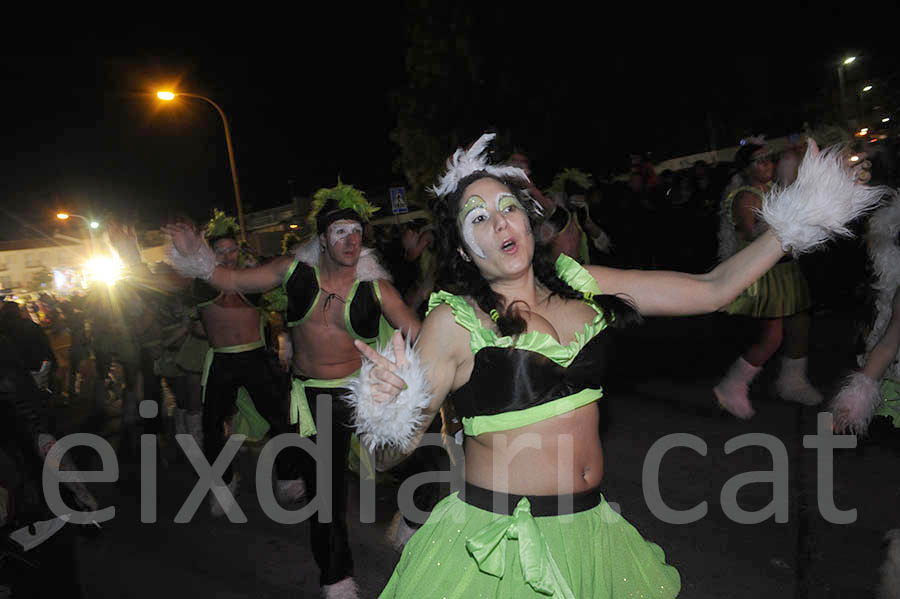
<box><xmin>0</xmin><ymin>237</ymin><xmax>91</xmax><ymax>293</ymax></box>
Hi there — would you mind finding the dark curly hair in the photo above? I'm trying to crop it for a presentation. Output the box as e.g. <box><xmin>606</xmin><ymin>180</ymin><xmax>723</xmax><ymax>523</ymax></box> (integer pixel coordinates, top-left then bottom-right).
<box><xmin>429</xmin><ymin>171</ymin><xmax>640</xmax><ymax>336</ymax></box>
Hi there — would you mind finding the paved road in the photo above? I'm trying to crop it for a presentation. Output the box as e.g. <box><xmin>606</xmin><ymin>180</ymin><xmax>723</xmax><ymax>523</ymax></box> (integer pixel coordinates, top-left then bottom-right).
<box><xmin>47</xmin><ymin>310</ymin><xmax>897</xmax><ymax>598</ymax></box>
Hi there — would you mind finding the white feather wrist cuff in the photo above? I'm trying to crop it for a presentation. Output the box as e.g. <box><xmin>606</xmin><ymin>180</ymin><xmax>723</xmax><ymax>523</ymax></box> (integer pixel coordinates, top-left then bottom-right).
<box><xmin>831</xmin><ymin>371</ymin><xmax>881</xmax><ymax>435</ymax></box>
<box><xmin>345</xmin><ymin>339</ymin><xmax>432</xmax><ymax>453</ymax></box>
<box><xmin>761</xmin><ymin>141</ymin><xmax>890</xmax><ymax>255</ymax></box>
<box><xmin>165</xmin><ymin>241</ymin><xmax>216</xmax><ymax>280</ymax></box>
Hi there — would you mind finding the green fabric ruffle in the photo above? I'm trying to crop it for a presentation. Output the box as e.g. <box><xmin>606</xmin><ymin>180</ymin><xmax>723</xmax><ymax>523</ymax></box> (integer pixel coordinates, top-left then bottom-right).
<box><xmin>426</xmin><ymin>254</ymin><xmax>608</xmax><ymax>368</ymax></box>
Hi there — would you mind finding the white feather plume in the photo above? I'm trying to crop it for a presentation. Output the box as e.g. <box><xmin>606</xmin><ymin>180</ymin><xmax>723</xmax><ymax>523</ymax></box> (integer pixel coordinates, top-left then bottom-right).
<box><xmin>344</xmin><ymin>337</ymin><xmax>432</xmax><ymax>452</ymax></box>
<box><xmin>165</xmin><ymin>240</ymin><xmax>216</xmax><ymax>280</ymax></box>
<box><xmin>830</xmin><ymin>371</ymin><xmax>881</xmax><ymax>435</ymax></box>
<box><xmin>880</xmin><ymin>529</ymin><xmax>900</xmax><ymax>599</ymax></box>
<box><xmin>429</xmin><ymin>132</ymin><xmax>531</xmax><ymax>198</ymax></box>
<box><xmin>863</xmin><ymin>196</ymin><xmax>900</xmax><ymax>380</ymax></box>
<box><xmin>760</xmin><ymin>140</ymin><xmax>891</xmax><ymax>255</ymax></box>
<box><xmin>292</xmin><ymin>239</ymin><xmax>392</xmax><ymax>282</ymax></box>
<box><xmin>868</xmin><ymin>196</ymin><xmax>900</xmax><ymax>294</ymax></box>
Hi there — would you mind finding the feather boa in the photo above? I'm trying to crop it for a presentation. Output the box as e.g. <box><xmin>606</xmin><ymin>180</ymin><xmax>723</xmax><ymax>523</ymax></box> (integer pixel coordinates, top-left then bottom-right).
<box><xmin>344</xmin><ymin>338</ymin><xmax>432</xmax><ymax>452</ymax></box>
<box><xmin>429</xmin><ymin>132</ymin><xmax>530</xmax><ymax>198</ymax></box>
<box><xmin>863</xmin><ymin>196</ymin><xmax>900</xmax><ymax>381</ymax></box>
<box><xmin>292</xmin><ymin>239</ymin><xmax>391</xmax><ymax>282</ymax></box>
<box><xmin>760</xmin><ymin>140</ymin><xmax>892</xmax><ymax>255</ymax></box>
<box><xmin>831</xmin><ymin>371</ymin><xmax>881</xmax><ymax>435</ymax></box>
<box><xmin>880</xmin><ymin>529</ymin><xmax>900</xmax><ymax>599</ymax></box>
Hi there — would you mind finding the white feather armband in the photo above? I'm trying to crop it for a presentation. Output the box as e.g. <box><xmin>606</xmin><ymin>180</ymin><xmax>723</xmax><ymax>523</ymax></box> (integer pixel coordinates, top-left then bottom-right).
<box><xmin>831</xmin><ymin>371</ymin><xmax>881</xmax><ymax>435</ymax></box>
<box><xmin>345</xmin><ymin>339</ymin><xmax>432</xmax><ymax>453</ymax></box>
<box><xmin>760</xmin><ymin>141</ymin><xmax>891</xmax><ymax>255</ymax></box>
<box><xmin>165</xmin><ymin>241</ymin><xmax>217</xmax><ymax>280</ymax></box>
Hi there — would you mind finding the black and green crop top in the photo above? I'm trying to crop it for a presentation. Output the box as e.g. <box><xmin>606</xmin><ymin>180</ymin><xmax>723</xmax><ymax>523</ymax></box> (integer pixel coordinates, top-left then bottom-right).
<box><xmin>282</xmin><ymin>258</ymin><xmax>394</xmax><ymax>346</ymax></box>
<box><xmin>426</xmin><ymin>254</ymin><xmax>611</xmax><ymax>437</ymax></box>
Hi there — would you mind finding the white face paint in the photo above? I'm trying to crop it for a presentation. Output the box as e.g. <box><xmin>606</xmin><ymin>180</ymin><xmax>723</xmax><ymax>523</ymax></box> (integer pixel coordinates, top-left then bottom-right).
<box><xmin>327</xmin><ymin>222</ymin><xmax>362</xmax><ymax>247</ymax></box>
<box><xmin>458</xmin><ymin>195</ymin><xmax>488</xmax><ymax>259</ymax></box>
<box><xmin>457</xmin><ymin>192</ymin><xmax>526</xmax><ymax>260</ymax></box>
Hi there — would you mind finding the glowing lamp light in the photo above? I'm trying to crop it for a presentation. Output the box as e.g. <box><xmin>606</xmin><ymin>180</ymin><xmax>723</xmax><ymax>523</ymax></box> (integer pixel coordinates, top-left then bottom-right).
<box><xmin>850</xmin><ymin>155</ymin><xmax>860</xmax><ymax>162</ymax></box>
<box><xmin>90</xmin><ymin>221</ymin><xmax>100</xmax><ymax>229</ymax></box>
<box><xmin>862</xmin><ymin>85</ymin><xmax>873</xmax><ymax>92</ymax></box>
<box><xmin>843</xmin><ymin>56</ymin><xmax>856</xmax><ymax>65</ymax></box>
<box><xmin>883</xmin><ymin>117</ymin><xmax>891</xmax><ymax>123</ymax></box>
<box><xmin>289</xmin><ymin>223</ymin><xmax>299</xmax><ymax>229</ymax></box>
<box><xmin>84</xmin><ymin>255</ymin><xmax>124</xmax><ymax>285</ymax></box>
<box><xmin>57</xmin><ymin>212</ymin><xmax>70</xmax><ymax>220</ymax></box>
<box><xmin>157</xmin><ymin>91</ymin><xmax>176</xmax><ymax>101</ymax></box>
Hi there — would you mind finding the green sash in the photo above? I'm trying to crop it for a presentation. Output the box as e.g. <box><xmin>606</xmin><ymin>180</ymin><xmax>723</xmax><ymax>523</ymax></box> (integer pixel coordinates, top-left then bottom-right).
<box><xmin>465</xmin><ymin>497</ymin><xmax>576</xmax><ymax>599</ymax></box>
<box><xmin>289</xmin><ymin>372</ymin><xmax>357</xmax><ymax>438</ymax></box>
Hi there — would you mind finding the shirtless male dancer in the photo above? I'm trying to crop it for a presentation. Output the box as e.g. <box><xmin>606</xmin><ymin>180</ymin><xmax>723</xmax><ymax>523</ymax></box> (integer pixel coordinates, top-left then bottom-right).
<box><xmin>165</xmin><ymin>183</ymin><xmax>420</xmax><ymax>599</ymax></box>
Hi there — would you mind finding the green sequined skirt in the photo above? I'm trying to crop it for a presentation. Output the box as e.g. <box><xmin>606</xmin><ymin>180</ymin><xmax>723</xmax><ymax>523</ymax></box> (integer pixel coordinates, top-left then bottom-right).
<box><xmin>380</xmin><ymin>487</ymin><xmax>680</xmax><ymax>598</ymax></box>
<box><xmin>722</xmin><ymin>259</ymin><xmax>811</xmax><ymax>319</ymax></box>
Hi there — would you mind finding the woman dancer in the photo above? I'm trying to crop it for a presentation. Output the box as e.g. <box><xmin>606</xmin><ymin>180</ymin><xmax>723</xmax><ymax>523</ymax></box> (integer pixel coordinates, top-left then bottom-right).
<box><xmin>348</xmin><ymin>133</ymin><xmax>888</xmax><ymax>598</ymax></box>
<box><xmin>713</xmin><ymin>140</ymin><xmax>821</xmax><ymax>419</ymax></box>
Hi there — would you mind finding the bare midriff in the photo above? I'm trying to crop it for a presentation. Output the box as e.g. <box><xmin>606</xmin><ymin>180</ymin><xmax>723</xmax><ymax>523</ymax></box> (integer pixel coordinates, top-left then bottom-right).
<box><xmin>202</xmin><ymin>294</ymin><xmax>264</xmax><ymax>348</ymax></box>
<box><xmin>463</xmin><ymin>402</ymin><xmax>604</xmax><ymax>495</ymax></box>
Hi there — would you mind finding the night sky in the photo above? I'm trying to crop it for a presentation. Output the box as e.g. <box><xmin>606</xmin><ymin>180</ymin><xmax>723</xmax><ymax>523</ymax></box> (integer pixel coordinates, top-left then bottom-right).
<box><xmin>2</xmin><ymin>11</ymin><xmax>897</xmax><ymax>241</ymax></box>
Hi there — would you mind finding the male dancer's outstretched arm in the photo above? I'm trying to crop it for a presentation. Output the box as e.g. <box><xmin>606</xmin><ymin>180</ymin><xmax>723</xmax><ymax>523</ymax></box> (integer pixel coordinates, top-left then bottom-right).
<box><xmin>162</xmin><ymin>222</ymin><xmax>292</xmax><ymax>293</ymax></box>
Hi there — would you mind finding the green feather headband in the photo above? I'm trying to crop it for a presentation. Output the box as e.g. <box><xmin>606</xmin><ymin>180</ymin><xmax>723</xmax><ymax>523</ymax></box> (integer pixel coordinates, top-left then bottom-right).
<box><xmin>307</xmin><ymin>180</ymin><xmax>379</xmax><ymax>233</ymax></box>
<box><xmin>204</xmin><ymin>209</ymin><xmax>241</xmax><ymax>241</ymax></box>
<box><xmin>547</xmin><ymin>168</ymin><xmax>594</xmax><ymax>195</ymax></box>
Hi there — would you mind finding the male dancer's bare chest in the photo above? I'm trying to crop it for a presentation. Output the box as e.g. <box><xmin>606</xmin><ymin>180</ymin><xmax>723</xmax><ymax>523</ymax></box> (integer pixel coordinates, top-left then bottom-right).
<box><xmin>200</xmin><ymin>294</ymin><xmax>261</xmax><ymax>347</ymax></box>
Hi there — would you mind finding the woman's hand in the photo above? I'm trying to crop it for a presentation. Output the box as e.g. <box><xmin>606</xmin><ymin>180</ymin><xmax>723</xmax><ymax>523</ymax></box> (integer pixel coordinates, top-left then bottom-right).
<box><xmin>161</xmin><ymin>222</ymin><xmax>202</xmax><ymax>256</ymax></box>
<box><xmin>353</xmin><ymin>331</ymin><xmax>409</xmax><ymax>403</ymax></box>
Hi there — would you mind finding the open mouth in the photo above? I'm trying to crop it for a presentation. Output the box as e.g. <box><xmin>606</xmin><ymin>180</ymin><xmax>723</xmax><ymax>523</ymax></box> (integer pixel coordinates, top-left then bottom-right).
<box><xmin>501</xmin><ymin>239</ymin><xmax>517</xmax><ymax>253</ymax></box>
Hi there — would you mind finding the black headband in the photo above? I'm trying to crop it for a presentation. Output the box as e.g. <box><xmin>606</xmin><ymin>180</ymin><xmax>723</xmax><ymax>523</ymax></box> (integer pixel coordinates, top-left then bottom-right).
<box><xmin>315</xmin><ymin>200</ymin><xmax>363</xmax><ymax>234</ymax></box>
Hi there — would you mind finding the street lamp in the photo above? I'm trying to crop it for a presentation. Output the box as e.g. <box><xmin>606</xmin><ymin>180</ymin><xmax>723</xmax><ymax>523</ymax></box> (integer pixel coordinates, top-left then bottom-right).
<box><xmin>156</xmin><ymin>90</ymin><xmax>246</xmax><ymax>242</ymax></box>
<box><xmin>57</xmin><ymin>212</ymin><xmax>99</xmax><ymax>254</ymax></box>
<box><xmin>837</xmin><ymin>55</ymin><xmax>857</xmax><ymax>128</ymax></box>
<box><xmin>56</xmin><ymin>212</ymin><xmax>99</xmax><ymax>229</ymax></box>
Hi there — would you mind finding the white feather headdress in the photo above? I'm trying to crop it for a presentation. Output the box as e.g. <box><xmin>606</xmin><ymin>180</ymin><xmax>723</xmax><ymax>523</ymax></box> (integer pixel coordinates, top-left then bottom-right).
<box><xmin>429</xmin><ymin>133</ymin><xmax>531</xmax><ymax>198</ymax></box>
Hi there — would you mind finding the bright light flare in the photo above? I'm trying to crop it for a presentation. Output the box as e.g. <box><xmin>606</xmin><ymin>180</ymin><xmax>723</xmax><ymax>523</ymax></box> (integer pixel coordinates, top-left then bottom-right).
<box><xmin>843</xmin><ymin>56</ymin><xmax>856</xmax><ymax>65</ymax></box>
<box><xmin>90</xmin><ymin>221</ymin><xmax>100</xmax><ymax>229</ymax></box>
<box><xmin>289</xmin><ymin>223</ymin><xmax>299</xmax><ymax>229</ymax></box>
<box><xmin>57</xmin><ymin>212</ymin><xmax>70</xmax><ymax>220</ymax></box>
<box><xmin>84</xmin><ymin>255</ymin><xmax>124</xmax><ymax>285</ymax></box>
<box><xmin>850</xmin><ymin>155</ymin><xmax>861</xmax><ymax>162</ymax></box>
<box><xmin>862</xmin><ymin>85</ymin><xmax>873</xmax><ymax>92</ymax></box>
<box><xmin>157</xmin><ymin>91</ymin><xmax>176</xmax><ymax>101</ymax></box>
<box><xmin>883</xmin><ymin>117</ymin><xmax>891</xmax><ymax>123</ymax></box>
